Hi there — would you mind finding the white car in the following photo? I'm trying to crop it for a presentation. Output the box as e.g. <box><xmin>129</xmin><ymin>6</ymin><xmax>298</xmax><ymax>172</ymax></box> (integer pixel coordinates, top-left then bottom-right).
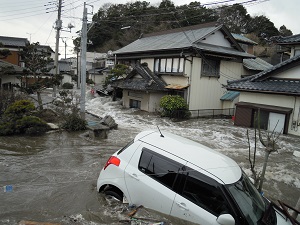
<box><xmin>97</xmin><ymin>130</ymin><xmax>293</xmax><ymax>225</ymax></box>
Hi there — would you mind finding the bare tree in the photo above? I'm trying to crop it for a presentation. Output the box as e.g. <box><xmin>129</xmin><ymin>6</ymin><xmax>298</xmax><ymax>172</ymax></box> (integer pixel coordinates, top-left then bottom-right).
<box><xmin>247</xmin><ymin>109</ymin><xmax>281</xmax><ymax>193</ymax></box>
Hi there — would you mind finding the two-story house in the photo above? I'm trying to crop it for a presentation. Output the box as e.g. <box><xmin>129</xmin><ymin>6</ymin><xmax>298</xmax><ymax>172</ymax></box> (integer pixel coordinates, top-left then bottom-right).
<box><xmin>0</xmin><ymin>36</ymin><xmax>29</xmax><ymax>67</ymax></box>
<box><xmin>111</xmin><ymin>23</ymin><xmax>254</xmax><ymax>116</ymax></box>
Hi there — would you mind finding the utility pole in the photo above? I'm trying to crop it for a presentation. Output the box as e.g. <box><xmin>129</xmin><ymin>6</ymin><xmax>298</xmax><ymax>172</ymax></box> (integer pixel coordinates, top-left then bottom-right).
<box><xmin>53</xmin><ymin>0</ymin><xmax>62</xmax><ymax>97</ymax></box>
<box><xmin>80</xmin><ymin>2</ymin><xmax>87</xmax><ymax>119</ymax></box>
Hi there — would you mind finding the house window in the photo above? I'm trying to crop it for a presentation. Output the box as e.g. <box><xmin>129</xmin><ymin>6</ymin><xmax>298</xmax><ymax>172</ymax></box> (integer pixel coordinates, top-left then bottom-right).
<box><xmin>201</xmin><ymin>58</ymin><xmax>220</xmax><ymax>78</ymax></box>
<box><xmin>294</xmin><ymin>49</ymin><xmax>300</xmax><ymax>57</ymax></box>
<box><xmin>154</xmin><ymin>58</ymin><xmax>184</xmax><ymax>74</ymax></box>
<box><xmin>130</xmin><ymin>99</ymin><xmax>141</xmax><ymax>109</ymax></box>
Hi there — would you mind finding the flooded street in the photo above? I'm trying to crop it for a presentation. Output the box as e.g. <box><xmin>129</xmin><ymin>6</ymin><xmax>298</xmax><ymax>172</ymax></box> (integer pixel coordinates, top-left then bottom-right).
<box><xmin>0</xmin><ymin>94</ymin><xmax>299</xmax><ymax>224</ymax></box>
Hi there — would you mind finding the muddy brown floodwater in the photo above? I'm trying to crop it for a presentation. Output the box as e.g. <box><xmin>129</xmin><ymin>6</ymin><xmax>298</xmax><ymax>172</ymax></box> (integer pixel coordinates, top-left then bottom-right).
<box><xmin>0</xmin><ymin>95</ymin><xmax>299</xmax><ymax>224</ymax></box>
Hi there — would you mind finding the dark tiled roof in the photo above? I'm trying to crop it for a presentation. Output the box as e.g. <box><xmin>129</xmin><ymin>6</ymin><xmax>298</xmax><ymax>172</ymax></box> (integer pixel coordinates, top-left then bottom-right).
<box><xmin>113</xmin><ymin>63</ymin><xmax>167</xmax><ymax>91</ymax></box>
<box><xmin>114</xmin><ymin>24</ymin><xmax>252</xmax><ymax>58</ymax></box>
<box><xmin>226</xmin><ymin>55</ymin><xmax>300</xmax><ymax>95</ymax></box>
<box><xmin>275</xmin><ymin>34</ymin><xmax>300</xmax><ymax>44</ymax></box>
<box><xmin>227</xmin><ymin>79</ymin><xmax>300</xmax><ymax>95</ymax></box>
<box><xmin>0</xmin><ymin>36</ymin><xmax>28</xmax><ymax>47</ymax></box>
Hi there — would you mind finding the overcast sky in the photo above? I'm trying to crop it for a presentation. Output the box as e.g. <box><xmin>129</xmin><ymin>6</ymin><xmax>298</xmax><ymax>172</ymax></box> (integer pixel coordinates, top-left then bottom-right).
<box><xmin>1</xmin><ymin>0</ymin><xmax>299</xmax><ymax>58</ymax></box>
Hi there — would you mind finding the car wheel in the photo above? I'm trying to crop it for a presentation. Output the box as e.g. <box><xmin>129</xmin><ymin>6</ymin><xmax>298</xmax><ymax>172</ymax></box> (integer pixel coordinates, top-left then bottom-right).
<box><xmin>104</xmin><ymin>190</ymin><xmax>123</xmax><ymax>201</ymax></box>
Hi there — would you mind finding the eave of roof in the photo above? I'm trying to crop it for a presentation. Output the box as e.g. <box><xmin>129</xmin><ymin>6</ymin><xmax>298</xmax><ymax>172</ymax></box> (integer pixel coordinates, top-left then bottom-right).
<box><xmin>0</xmin><ymin>60</ymin><xmax>24</xmax><ymax>74</ymax></box>
<box><xmin>226</xmin><ymin>79</ymin><xmax>300</xmax><ymax>96</ymax></box>
<box><xmin>231</xmin><ymin>33</ymin><xmax>258</xmax><ymax>45</ymax></box>
<box><xmin>193</xmin><ymin>42</ymin><xmax>254</xmax><ymax>58</ymax></box>
<box><xmin>220</xmin><ymin>91</ymin><xmax>240</xmax><ymax>101</ymax></box>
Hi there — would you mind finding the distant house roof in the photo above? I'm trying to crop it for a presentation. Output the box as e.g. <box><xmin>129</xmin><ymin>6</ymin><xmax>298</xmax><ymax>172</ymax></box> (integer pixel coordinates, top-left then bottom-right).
<box><xmin>0</xmin><ymin>36</ymin><xmax>29</xmax><ymax>47</ymax></box>
<box><xmin>226</xmin><ymin>54</ymin><xmax>300</xmax><ymax>96</ymax></box>
<box><xmin>243</xmin><ymin>57</ymin><xmax>272</xmax><ymax>71</ymax></box>
<box><xmin>112</xmin><ymin>63</ymin><xmax>167</xmax><ymax>91</ymax></box>
<box><xmin>274</xmin><ymin>34</ymin><xmax>300</xmax><ymax>45</ymax></box>
<box><xmin>231</xmin><ymin>33</ymin><xmax>258</xmax><ymax>45</ymax></box>
<box><xmin>114</xmin><ymin>23</ymin><xmax>254</xmax><ymax>59</ymax></box>
<box><xmin>0</xmin><ymin>60</ymin><xmax>24</xmax><ymax>74</ymax></box>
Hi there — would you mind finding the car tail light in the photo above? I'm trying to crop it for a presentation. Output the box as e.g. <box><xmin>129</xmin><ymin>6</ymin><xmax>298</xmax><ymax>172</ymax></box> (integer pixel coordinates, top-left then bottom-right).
<box><xmin>103</xmin><ymin>156</ymin><xmax>120</xmax><ymax>170</ymax></box>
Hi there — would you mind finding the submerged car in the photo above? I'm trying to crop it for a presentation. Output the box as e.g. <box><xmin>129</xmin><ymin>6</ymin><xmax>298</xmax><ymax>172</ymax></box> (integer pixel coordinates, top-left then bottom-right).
<box><xmin>97</xmin><ymin>130</ymin><xmax>293</xmax><ymax>225</ymax></box>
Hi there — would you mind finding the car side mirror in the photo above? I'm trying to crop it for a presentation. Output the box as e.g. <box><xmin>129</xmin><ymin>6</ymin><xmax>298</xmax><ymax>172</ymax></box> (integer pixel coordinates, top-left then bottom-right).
<box><xmin>216</xmin><ymin>214</ymin><xmax>235</xmax><ymax>225</ymax></box>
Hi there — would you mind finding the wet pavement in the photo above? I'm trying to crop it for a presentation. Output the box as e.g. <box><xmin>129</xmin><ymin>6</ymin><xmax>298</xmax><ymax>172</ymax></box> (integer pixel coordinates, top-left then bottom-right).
<box><xmin>0</xmin><ymin>92</ymin><xmax>299</xmax><ymax>224</ymax></box>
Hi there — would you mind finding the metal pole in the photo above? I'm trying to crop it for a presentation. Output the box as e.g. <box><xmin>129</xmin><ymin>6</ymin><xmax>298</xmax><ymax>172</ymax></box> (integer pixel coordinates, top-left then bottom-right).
<box><xmin>53</xmin><ymin>0</ymin><xmax>62</xmax><ymax>97</ymax></box>
<box><xmin>80</xmin><ymin>2</ymin><xmax>87</xmax><ymax>119</ymax></box>
<box><xmin>77</xmin><ymin>50</ymin><xmax>80</xmax><ymax>89</ymax></box>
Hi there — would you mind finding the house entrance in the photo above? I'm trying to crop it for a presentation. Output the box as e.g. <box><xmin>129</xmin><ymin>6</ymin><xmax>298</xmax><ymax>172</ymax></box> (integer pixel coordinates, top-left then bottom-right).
<box><xmin>235</xmin><ymin>102</ymin><xmax>292</xmax><ymax>134</ymax></box>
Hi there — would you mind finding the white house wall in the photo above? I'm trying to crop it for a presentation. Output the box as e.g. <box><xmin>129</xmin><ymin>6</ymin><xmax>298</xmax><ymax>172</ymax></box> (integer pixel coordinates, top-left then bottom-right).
<box><xmin>273</xmin><ymin>66</ymin><xmax>300</xmax><ymax>79</ymax></box>
<box><xmin>162</xmin><ymin>75</ymin><xmax>189</xmax><ymax>86</ymax></box>
<box><xmin>189</xmin><ymin>58</ymin><xmax>243</xmax><ymax>110</ymax></box>
<box><xmin>239</xmin><ymin>92</ymin><xmax>300</xmax><ymax>136</ymax></box>
<box><xmin>201</xmin><ymin>31</ymin><xmax>231</xmax><ymax>48</ymax></box>
<box><xmin>122</xmin><ymin>89</ymin><xmax>165</xmax><ymax>112</ymax></box>
<box><xmin>149</xmin><ymin>92</ymin><xmax>165</xmax><ymax>112</ymax></box>
<box><xmin>141</xmin><ymin>58</ymin><xmax>154</xmax><ymax>71</ymax></box>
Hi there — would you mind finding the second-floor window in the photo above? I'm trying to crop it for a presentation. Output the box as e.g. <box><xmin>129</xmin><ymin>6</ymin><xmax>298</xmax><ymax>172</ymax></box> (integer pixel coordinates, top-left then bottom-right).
<box><xmin>201</xmin><ymin>58</ymin><xmax>220</xmax><ymax>78</ymax></box>
<box><xmin>154</xmin><ymin>58</ymin><xmax>184</xmax><ymax>74</ymax></box>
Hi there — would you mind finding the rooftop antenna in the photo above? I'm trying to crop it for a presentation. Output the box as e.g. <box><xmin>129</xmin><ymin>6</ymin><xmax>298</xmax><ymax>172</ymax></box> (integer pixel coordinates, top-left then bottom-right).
<box><xmin>157</xmin><ymin>126</ymin><xmax>164</xmax><ymax>137</ymax></box>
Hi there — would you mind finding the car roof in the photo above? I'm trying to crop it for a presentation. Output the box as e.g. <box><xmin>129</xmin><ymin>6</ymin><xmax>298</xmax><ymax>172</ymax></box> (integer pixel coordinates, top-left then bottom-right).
<box><xmin>135</xmin><ymin>130</ymin><xmax>242</xmax><ymax>184</ymax></box>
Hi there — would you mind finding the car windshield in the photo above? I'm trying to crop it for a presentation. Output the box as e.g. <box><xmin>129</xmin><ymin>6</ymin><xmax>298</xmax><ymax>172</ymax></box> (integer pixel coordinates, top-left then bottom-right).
<box><xmin>226</xmin><ymin>173</ymin><xmax>266</xmax><ymax>225</ymax></box>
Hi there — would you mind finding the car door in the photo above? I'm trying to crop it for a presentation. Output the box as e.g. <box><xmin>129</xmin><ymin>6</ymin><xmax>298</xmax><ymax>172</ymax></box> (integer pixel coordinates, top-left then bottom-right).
<box><xmin>124</xmin><ymin>144</ymin><xmax>187</xmax><ymax>216</ymax></box>
<box><xmin>170</xmin><ymin>163</ymin><xmax>232</xmax><ymax>225</ymax></box>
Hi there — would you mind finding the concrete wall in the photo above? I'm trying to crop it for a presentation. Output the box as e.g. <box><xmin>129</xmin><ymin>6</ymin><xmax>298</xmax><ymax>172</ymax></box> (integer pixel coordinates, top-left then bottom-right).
<box><xmin>239</xmin><ymin>92</ymin><xmax>300</xmax><ymax>136</ymax></box>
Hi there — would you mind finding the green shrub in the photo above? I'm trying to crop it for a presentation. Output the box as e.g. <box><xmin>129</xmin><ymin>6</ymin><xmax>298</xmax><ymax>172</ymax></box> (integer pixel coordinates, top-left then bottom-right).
<box><xmin>4</xmin><ymin>100</ymin><xmax>35</xmax><ymax>118</ymax></box>
<box><xmin>0</xmin><ymin>122</ymin><xmax>15</xmax><ymax>135</ymax></box>
<box><xmin>62</xmin><ymin>82</ymin><xmax>74</xmax><ymax>89</ymax></box>
<box><xmin>62</xmin><ymin>114</ymin><xmax>87</xmax><ymax>131</ymax></box>
<box><xmin>15</xmin><ymin>116</ymin><xmax>50</xmax><ymax>135</ymax></box>
<box><xmin>0</xmin><ymin>100</ymin><xmax>50</xmax><ymax>136</ymax></box>
<box><xmin>159</xmin><ymin>95</ymin><xmax>190</xmax><ymax>119</ymax></box>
